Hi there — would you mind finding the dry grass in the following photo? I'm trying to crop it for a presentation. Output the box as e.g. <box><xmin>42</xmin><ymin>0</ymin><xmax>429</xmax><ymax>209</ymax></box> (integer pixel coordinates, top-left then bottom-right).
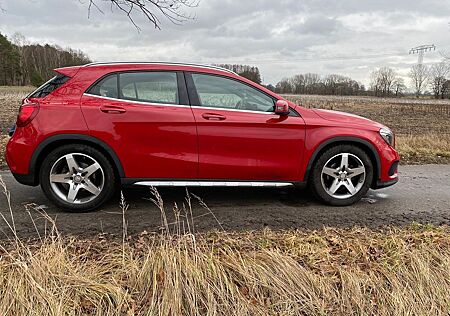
<box><xmin>397</xmin><ymin>134</ymin><xmax>450</xmax><ymax>164</ymax></box>
<box><xmin>1</xmin><ymin>226</ymin><xmax>449</xmax><ymax>315</ymax></box>
<box><xmin>0</xmin><ymin>134</ymin><xmax>8</xmax><ymax>168</ymax></box>
<box><xmin>0</xmin><ymin>176</ymin><xmax>449</xmax><ymax>315</ymax></box>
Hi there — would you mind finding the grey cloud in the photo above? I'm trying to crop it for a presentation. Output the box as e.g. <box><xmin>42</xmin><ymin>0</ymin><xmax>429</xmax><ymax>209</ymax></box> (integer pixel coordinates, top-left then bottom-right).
<box><xmin>0</xmin><ymin>0</ymin><xmax>449</xmax><ymax>84</ymax></box>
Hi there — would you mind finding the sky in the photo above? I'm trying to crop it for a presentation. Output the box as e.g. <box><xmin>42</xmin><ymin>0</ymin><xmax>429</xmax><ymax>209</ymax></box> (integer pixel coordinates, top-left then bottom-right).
<box><xmin>0</xmin><ymin>0</ymin><xmax>449</xmax><ymax>86</ymax></box>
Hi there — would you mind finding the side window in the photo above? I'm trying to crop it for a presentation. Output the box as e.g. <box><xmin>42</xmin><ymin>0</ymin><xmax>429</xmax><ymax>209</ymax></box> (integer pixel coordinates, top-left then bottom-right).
<box><xmin>119</xmin><ymin>72</ymin><xmax>179</xmax><ymax>105</ymax></box>
<box><xmin>191</xmin><ymin>73</ymin><xmax>275</xmax><ymax>112</ymax></box>
<box><xmin>29</xmin><ymin>74</ymin><xmax>70</xmax><ymax>98</ymax></box>
<box><xmin>87</xmin><ymin>74</ymin><xmax>118</xmax><ymax>98</ymax></box>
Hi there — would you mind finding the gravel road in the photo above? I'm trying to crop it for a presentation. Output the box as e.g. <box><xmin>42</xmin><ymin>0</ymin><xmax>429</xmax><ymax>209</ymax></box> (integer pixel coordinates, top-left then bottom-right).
<box><xmin>0</xmin><ymin>165</ymin><xmax>449</xmax><ymax>239</ymax></box>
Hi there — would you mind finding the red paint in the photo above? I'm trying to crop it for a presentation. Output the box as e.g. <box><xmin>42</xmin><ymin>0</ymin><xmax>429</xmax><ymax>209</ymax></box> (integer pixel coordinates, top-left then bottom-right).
<box><xmin>5</xmin><ymin>63</ymin><xmax>399</xmax><ymax>187</ymax></box>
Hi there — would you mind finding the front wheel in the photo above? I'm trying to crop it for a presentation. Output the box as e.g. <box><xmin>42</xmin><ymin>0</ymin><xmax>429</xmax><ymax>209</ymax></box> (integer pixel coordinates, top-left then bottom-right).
<box><xmin>309</xmin><ymin>145</ymin><xmax>373</xmax><ymax>206</ymax></box>
<box><xmin>39</xmin><ymin>144</ymin><xmax>116</xmax><ymax>212</ymax></box>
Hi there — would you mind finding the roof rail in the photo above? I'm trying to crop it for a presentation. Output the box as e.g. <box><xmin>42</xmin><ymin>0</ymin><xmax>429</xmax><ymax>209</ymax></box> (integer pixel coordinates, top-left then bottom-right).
<box><xmin>83</xmin><ymin>62</ymin><xmax>238</xmax><ymax>75</ymax></box>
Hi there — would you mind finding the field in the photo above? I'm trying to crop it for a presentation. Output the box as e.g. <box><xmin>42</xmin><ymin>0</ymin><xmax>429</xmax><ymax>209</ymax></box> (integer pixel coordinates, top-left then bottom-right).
<box><xmin>1</xmin><ymin>88</ymin><xmax>449</xmax><ymax>168</ymax></box>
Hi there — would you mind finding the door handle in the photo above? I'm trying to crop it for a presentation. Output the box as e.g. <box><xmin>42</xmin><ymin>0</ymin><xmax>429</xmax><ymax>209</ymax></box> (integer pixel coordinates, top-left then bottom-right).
<box><xmin>201</xmin><ymin>113</ymin><xmax>226</xmax><ymax>121</ymax></box>
<box><xmin>100</xmin><ymin>106</ymin><xmax>126</xmax><ymax>114</ymax></box>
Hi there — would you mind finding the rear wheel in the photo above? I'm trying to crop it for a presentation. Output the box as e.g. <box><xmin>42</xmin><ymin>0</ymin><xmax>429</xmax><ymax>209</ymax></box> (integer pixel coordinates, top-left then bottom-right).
<box><xmin>309</xmin><ymin>145</ymin><xmax>373</xmax><ymax>206</ymax></box>
<box><xmin>39</xmin><ymin>144</ymin><xmax>116</xmax><ymax>212</ymax></box>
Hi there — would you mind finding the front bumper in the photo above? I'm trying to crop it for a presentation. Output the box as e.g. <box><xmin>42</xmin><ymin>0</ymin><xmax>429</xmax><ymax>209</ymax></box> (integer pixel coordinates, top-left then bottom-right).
<box><xmin>373</xmin><ymin>178</ymin><xmax>398</xmax><ymax>189</ymax></box>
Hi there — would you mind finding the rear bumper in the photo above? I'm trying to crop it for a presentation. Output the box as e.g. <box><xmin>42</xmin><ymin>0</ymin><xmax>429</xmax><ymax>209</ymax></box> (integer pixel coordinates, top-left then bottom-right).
<box><xmin>11</xmin><ymin>172</ymin><xmax>39</xmax><ymax>186</ymax></box>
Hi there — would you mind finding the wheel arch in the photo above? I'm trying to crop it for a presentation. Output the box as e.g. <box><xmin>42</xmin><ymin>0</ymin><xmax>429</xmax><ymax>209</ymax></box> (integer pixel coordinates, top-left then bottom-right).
<box><xmin>29</xmin><ymin>134</ymin><xmax>125</xmax><ymax>185</ymax></box>
<box><xmin>303</xmin><ymin>136</ymin><xmax>381</xmax><ymax>187</ymax></box>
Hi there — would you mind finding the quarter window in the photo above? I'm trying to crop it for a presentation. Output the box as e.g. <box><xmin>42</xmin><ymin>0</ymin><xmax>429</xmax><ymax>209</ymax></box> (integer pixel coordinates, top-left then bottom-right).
<box><xmin>29</xmin><ymin>74</ymin><xmax>70</xmax><ymax>98</ymax></box>
<box><xmin>191</xmin><ymin>73</ymin><xmax>274</xmax><ymax>112</ymax></box>
<box><xmin>119</xmin><ymin>72</ymin><xmax>179</xmax><ymax>104</ymax></box>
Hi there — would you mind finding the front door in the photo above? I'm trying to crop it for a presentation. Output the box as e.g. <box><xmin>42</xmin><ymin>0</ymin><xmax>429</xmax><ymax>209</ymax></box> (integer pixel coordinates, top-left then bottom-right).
<box><xmin>187</xmin><ymin>72</ymin><xmax>305</xmax><ymax>182</ymax></box>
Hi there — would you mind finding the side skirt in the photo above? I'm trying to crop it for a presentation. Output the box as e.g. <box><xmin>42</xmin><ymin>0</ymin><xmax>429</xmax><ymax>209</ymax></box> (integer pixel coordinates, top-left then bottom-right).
<box><xmin>122</xmin><ymin>179</ymin><xmax>305</xmax><ymax>188</ymax></box>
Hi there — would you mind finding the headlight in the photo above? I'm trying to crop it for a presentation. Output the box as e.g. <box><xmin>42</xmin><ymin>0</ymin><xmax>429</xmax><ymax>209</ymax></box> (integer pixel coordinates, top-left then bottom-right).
<box><xmin>379</xmin><ymin>128</ymin><xmax>394</xmax><ymax>147</ymax></box>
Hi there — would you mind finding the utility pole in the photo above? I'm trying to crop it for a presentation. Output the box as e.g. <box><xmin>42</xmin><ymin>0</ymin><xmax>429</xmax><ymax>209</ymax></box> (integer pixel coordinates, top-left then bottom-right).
<box><xmin>409</xmin><ymin>45</ymin><xmax>436</xmax><ymax>65</ymax></box>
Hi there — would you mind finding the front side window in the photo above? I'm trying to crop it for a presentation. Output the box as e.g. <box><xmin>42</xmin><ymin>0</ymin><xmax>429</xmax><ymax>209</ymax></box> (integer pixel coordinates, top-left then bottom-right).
<box><xmin>119</xmin><ymin>72</ymin><xmax>179</xmax><ymax>105</ymax></box>
<box><xmin>191</xmin><ymin>73</ymin><xmax>274</xmax><ymax>112</ymax></box>
<box><xmin>29</xmin><ymin>74</ymin><xmax>70</xmax><ymax>98</ymax></box>
<box><xmin>87</xmin><ymin>74</ymin><xmax>118</xmax><ymax>98</ymax></box>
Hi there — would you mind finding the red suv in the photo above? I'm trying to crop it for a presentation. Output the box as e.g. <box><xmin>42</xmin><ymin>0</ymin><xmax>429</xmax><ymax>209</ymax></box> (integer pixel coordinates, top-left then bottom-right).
<box><xmin>5</xmin><ymin>62</ymin><xmax>399</xmax><ymax>211</ymax></box>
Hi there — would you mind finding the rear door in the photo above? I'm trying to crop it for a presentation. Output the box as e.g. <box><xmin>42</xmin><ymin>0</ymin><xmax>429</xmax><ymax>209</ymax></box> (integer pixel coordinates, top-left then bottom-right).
<box><xmin>81</xmin><ymin>71</ymin><xmax>198</xmax><ymax>179</ymax></box>
<box><xmin>186</xmin><ymin>72</ymin><xmax>305</xmax><ymax>181</ymax></box>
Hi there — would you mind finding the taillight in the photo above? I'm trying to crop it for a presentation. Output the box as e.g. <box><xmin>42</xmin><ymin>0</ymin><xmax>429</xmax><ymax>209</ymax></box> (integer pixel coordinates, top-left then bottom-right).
<box><xmin>16</xmin><ymin>102</ymin><xmax>39</xmax><ymax>127</ymax></box>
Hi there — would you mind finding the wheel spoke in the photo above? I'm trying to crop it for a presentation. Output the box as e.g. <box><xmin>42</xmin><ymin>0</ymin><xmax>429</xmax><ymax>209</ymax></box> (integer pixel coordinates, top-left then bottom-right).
<box><xmin>67</xmin><ymin>183</ymin><xmax>80</xmax><ymax>203</ymax></box>
<box><xmin>83</xmin><ymin>162</ymin><xmax>101</xmax><ymax>178</ymax></box>
<box><xmin>323</xmin><ymin>167</ymin><xmax>337</xmax><ymax>178</ymax></box>
<box><xmin>340</xmin><ymin>153</ymin><xmax>349</xmax><ymax>169</ymax></box>
<box><xmin>328</xmin><ymin>179</ymin><xmax>342</xmax><ymax>194</ymax></box>
<box><xmin>82</xmin><ymin>179</ymin><xmax>101</xmax><ymax>196</ymax></box>
<box><xmin>50</xmin><ymin>173</ymin><xmax>71</xmax><ymax>184</ymax></box>
<box><xmin>343</xmin><ymin>180</ymin><xmax>357</xmax><ymax>195</ymax></box>
<box><xmin>349</xmin><ymin>167</ymin><xmax>365</xmax><ymax>178</ymax></box>
<box><xmin>65</xmin><ymin>154</ymin><xmax>80</xmax><ymax>174</ymax></box>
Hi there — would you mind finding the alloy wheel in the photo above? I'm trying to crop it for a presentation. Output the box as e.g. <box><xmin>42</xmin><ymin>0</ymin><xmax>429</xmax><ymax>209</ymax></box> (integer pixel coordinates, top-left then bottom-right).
<box><xmin>320</xmin><ymin>153</ymin><xmax>366</xmax><ymax>200</ymax></box>
<box><xmin>49</xmin><ymin>153</ymin><xmax>104</xmax><ymax>204</ymax></box>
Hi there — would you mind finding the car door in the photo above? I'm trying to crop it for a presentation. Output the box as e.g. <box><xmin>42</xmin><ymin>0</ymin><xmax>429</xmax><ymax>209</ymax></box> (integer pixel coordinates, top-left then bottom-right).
<box><xmin>81</xmin><ymin>71</ymin><xmax>198</xmax><ymax>179</ymax></box>
<box><xmin>186</xmin><ymin>72</ymin><xmax>306</xmax><ymax>182</ymax></box>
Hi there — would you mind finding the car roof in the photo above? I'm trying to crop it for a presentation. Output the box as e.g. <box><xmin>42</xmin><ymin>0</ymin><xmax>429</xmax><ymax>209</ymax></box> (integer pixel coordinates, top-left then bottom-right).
<box><xmin>82</xmin><ymin>62</ymin><xmax>238</xmax><ymax>75</ymax></box>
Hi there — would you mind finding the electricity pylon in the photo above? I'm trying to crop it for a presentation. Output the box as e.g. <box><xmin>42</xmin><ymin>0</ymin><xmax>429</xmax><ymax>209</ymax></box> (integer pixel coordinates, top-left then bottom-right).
<box><xmin>409</xmin><ymin>45</ymin><xmax>436</xmax><ymax>65</ymax></box>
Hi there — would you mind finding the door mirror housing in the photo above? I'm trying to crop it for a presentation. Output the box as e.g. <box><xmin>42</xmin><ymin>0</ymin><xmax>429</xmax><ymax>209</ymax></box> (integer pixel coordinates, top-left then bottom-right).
<box><xmin>274</xmin><ymin>100</ymin><xmax>290</xmax><ymax>115</ymax></box>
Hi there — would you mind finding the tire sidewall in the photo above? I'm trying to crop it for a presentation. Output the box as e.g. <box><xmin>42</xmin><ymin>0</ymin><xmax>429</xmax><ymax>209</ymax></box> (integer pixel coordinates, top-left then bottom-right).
<box><xmin>310</xmin><ymin>145</ymin><xmax>374</xmax><ymax>206</ymax></box>
<box><xmin>39</xmin><ymin>144</ymin><xmax>116</xmax><ymax>212</ymax></box>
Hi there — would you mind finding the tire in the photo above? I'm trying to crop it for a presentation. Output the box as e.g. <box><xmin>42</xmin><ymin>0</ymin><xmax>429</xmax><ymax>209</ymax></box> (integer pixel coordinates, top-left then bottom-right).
<box><xmin>39</xmin><ymin>144</ymin><xmax>116</xmax><ymax>212</ymax></box>
<box><xmin>309</xmin><ymin>144</ymin><xmax>373</xmax><ymax>206</ymax></box>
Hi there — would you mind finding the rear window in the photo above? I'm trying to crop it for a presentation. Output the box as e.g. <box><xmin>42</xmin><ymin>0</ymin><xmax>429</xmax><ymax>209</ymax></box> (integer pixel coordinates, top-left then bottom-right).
<box><xmin>119</xmin><ymin>72</ymin><xmax>178</xmax><ymax>104</ymax></box>
<box><xmin>86</xmin><ymin>74</ymin><xmax>118</xmax><ymax>98</ymax></box>
<box><xmin>28</xmin><ymin>74</ymin><xmax>70</xmax><ymax>98</ymax></box>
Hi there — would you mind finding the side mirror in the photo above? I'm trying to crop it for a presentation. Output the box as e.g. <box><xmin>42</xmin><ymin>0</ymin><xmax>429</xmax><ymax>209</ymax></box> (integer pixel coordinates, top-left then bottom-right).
<box><xmin>274</xmin><ymin>100</ymin><xmax>290</xmax><ymax>115</ymax></box>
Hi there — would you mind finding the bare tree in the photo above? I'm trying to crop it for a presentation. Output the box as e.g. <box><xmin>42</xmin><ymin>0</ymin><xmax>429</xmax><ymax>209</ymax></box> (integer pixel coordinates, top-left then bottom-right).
<box><xmin>429</xmin><ymin>61</ymin><xmax>449</xmax><ymax>99</ymax></box>
<box><xmin>409</xmin><ymin>64</ymin><xmax>430</xmax><ymax>97</ymax></box>
<box><xmin>87</xmin><ymin>0</ymin><xmax>198</xmax><ymax>30</ymax></box>
<box><xmin>369</xmin><ymin>67</ymin><xmax>399</xmax><ymax>97</ymax></box>
<box><xmin>392</xmin><ymin>77</ymin><xmax>407</xmax><ymax>97</ymax></box>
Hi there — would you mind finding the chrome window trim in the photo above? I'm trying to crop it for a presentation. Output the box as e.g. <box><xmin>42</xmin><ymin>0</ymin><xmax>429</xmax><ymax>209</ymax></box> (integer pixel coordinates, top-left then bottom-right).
<box><xmin>190</xmin><ymin>105</ymin><xmax>275</xmax><ymax>115</ymax></box>
<box><xmin>83</xmin><ymin>93</ymin><xmax>189</xmax><ymax>108</ymax></box>
<box><xmin>134</xmin><ymin>181</ymin><xmax>293</xmax><ymax>187</ymax></box>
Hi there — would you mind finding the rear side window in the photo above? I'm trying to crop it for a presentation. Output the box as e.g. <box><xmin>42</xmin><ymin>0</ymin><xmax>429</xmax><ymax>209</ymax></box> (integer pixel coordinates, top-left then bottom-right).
<box><xmin>86</xmin><ymin>74</ymin><xmax>118</xmax><ymax>99</ymax></box>
<box><xmin>29</xmin><ymin>74</ymin><xmax>70</xmax><ymax>98</ymax></box>
<box><xmin>119</xmin><ymin>72</ymin><xmax>179</xmax><ymax>105</ymax></box>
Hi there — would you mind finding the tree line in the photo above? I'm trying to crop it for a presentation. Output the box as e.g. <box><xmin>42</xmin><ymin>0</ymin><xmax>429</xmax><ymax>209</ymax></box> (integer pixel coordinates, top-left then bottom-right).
<box><xmin>0</xmin><ymin>32</ymin><xmax>90</xmax><ymax>86</ymax></box>
<box><xmin>370</xmin><ymin>62</ymin><xmax>449</xmax><ymax>99</ymax></box>
<box><xmin>273</xmin><ymin>73</ymin><xmax>365</xmax><ymax>96</ymax></box>
<box><xmin>215</xmin><ymin>64</ymin><xmax>262</xmax><ymax>84</ymax></box>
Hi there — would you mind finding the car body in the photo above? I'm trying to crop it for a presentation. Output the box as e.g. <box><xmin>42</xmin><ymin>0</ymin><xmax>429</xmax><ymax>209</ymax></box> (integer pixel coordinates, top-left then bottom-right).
<box><xmin>5</xmin><ymin>62</ymin><xmax>399</xmax><ymax>211</ymax></box>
